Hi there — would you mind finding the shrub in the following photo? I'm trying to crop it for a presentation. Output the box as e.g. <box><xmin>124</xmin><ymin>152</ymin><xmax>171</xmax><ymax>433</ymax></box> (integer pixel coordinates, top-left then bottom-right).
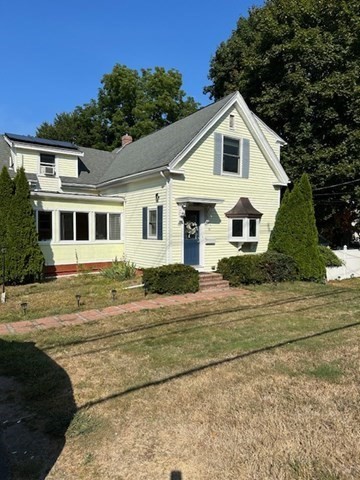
<box><xmin>101</xmin><ymin>258</ymin><xmax>136</xmax><ymax>281</ymax></box>
<box><xmin>258</xmin><ymin>251</ymin><xmax>299</xmax><ymax>282</ymax></box>
<box><xmin>319</xmin><ymin>246</ymin><xmax>343</xmax><ymax>267</ymax></box>
<box><xmin>143</xmin><ymin>264</ymin><xmax>199</xmax><ymax>294</ymax></box>
<box><xmin>217</xmin><ymin>255</ymin><xmax>266</xmax><ymax>286</ymax></box>
<box><xmin>217</xmin><ymin>251</ymin><xmax>299</xmax><ymax>285</ymax></box>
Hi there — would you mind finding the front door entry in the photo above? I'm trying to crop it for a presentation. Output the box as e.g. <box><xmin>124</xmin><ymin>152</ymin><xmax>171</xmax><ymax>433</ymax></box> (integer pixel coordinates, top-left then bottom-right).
<box><xmin>184</xmin><ymin>210</ymin><xmax>200</xmax><ymax>266</ymax></box>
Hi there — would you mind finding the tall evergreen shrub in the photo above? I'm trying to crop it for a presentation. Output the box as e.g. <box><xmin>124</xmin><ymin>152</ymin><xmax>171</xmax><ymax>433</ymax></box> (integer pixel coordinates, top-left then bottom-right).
<box><xmin>269</xmin><ymin>174</ymin><xmax>325</xmax><ymax>281</ymax></box>
<box><xmin>0</xmin><ymin>167</ymin><xmax>14</xmax><ymax>283</ymax></box>
<box><xmin>6</xmin><ymin>168</ymin><xmax>44</xmax><ymax>283</ymax></box>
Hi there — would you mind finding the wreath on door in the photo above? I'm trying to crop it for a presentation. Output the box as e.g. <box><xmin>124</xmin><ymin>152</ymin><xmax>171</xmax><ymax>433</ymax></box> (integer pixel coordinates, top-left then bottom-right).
<box><xmin>185</xmin><ymin>221</ymin><xmax>198</xmax><ymax>238</ymax></box>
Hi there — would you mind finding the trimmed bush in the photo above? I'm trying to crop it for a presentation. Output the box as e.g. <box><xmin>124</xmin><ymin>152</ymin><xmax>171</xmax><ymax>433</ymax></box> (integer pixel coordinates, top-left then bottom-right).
<box><xmin>143</xmin><ymin>264</ymin><xmax>199</xmax><ymax>294</ymax></box>
<box><xmin>217</xmin><ymin>251</ymin><xmax>298</xmax><ymax>286</ymax></box>
<box><xmin>217</xmin><ymin>255</ymin><xmax>266</xmax><ymax>286</ymax></box>
<box><xmin>319</xmin><ymin>246</ymin><xmax>343</xmax><ymax>267</ymax></box>
<box><xmin>258</xmin><ymin>251</ymin><xmax>299</xmax><ymax>282</ymax></box>
<box><xmin>268</xmin><ymin>174</ymin><xmax>326</xmax><ymax>282</ymax></box>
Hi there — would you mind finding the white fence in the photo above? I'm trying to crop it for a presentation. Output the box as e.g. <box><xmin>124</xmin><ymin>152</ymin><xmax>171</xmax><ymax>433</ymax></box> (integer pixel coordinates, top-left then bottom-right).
<box><xmin>326</xmin><ymin>247</ymin><xmax>360</xmax><ymax>281</ymax></box>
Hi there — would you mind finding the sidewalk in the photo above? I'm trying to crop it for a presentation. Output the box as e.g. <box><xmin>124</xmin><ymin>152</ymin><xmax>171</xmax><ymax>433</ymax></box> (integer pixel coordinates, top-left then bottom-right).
<box><xmin>0</xmin><ymin>289</ymin><xmax>246</xmax><ymax>336</ymax></box>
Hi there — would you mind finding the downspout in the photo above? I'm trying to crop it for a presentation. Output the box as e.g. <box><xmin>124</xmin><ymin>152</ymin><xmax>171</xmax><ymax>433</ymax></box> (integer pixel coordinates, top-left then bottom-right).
<box><xmin>160</xmin><ymin>170</ymin><xmax>172</xmax><ymax>264</ymax></box>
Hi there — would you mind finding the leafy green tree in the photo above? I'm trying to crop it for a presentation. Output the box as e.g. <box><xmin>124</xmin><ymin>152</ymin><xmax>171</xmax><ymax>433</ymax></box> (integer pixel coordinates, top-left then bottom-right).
<box><xmin>205</xmin><ymin>0</ymin><xmax>360</xmax><ymax>245</ymax></box>
<box><xmin>37</xmin><ymin>64</ymin><xmax>199</xmax><ymax>151</ymax></box>
<box><xmin>6</xmin><ymin>168</ymin><xmax>44</xmax><ymax>284</ymax></box>
<box><xmin>269</xmin><ymin>174</ymin><xmax>325</xmax><ymax>281</ymax></box>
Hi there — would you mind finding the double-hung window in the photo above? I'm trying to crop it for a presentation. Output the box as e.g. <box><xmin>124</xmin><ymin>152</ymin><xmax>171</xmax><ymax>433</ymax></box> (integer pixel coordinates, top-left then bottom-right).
<box><xmin>60</xmin><ymin>212</ymin><xmax>89</xmax><ymax>241</ymax></box>
<box><xmin>142</xmin><ymin>206</ymin><xmax>163</xmax><ymax>240</ymax></box>
<box><xmin>40</xmin><ymin>154</ymin><xmax>56</xmax><ymax>176</ymax></box>
<box><xmin>223</xmin><ymin>137</ymin><xmax>240</xmax><ymax>174</ymax></box>
<box><xmin>148</xmin><ymin>208</ymin><xmax>157</xmax><ymax>238</ymax></box>
<box><xmin>214</xmin><ymin>133</ymin><xmax>250</xmax><ymax>178</ymax></box>
<box><xmin>95</xmin><ymin>213</ymin><xmax>121</xmax><ymax>241</ymax></box>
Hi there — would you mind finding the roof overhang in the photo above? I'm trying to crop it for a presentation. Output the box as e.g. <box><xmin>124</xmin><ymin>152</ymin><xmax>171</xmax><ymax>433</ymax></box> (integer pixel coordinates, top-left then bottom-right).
<box><xmin>4</xmin><ymin>135</ymin><xmax>84</xmax><ymax>157</ymax></box>
<box><xmin>176</xmin><ymin>196</ymin><xmax>224</xmax><ymax>206</ymax></box>
<box><xmin>225</xmin><ymin>197</ymin><xmax>263</xmax><ymax>218</ymax></box>
<box><xmin>31</xmin><ymin>191</ymin><xmax>124</xmax><ymax>203</ymax></box>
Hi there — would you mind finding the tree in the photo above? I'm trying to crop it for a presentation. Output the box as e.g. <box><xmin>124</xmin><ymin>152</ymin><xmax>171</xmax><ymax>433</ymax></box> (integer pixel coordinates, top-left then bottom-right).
<box><xmin>205</xmin><ymin>0</ymin><xmax>360</xmax><ymax>245</ymax></box>
<box><xmin>268</xmin><ymin>174</ymin><xmax>325</xmax><ymax>281</ymax></box>
<box><xmin>37</xmin><ymin>64</ymin><xmax>199</xmax><ymax>151</ymax></box>
<box><xmin>6</xmin><ymin>168</ymin><xmax>44</xmax><ymax>284</ymax></box>
<box><xmin>0</xmin><ymin>166</ymin><xmax>13</xmax><ymax>246</ymax></box>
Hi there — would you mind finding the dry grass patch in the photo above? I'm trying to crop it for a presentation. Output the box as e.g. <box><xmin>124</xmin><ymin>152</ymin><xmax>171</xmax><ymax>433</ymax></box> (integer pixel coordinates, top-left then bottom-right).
<box><xmin>0</xmin><ymin>273</ymin><xmax>145</xmax><ymax>323</ymax></box>
<box><xmin>1</xmin><ymin>281</ymin><xmax>360</xmax><ymax>479</ymax></box>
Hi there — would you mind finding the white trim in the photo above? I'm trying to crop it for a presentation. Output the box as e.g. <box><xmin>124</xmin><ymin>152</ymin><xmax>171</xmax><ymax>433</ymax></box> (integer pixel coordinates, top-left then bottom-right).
<box><xmin>251</xmin><ymin>112</ymin><xmax>287</xmax><ymax>145</ymax></box>
<box><xmin>176</xmin><ymin>196</ymin><xmax>224</xmax><ymax>205</ymax></box>
<box><xmin>169</xmin><ymin>91</ymin><xmax>289</xmax><ymax>185</ymax></box>
<box><xmin>169</xmin><ymin>93</ymin><xmax>238</xmax><ymax>170</ymax></box>
<box><xmin>228</xmin><ymin>217</ymin><xmax>259</xmax><ymax>242</ymax></box>
<box><xmin>147</xmin><ymin>207</ymin><xmax>158</xmax><ymax>239</ymax></box>
<box><xmin>97</xmin><ymin>166</ymin><xmax>167</xmax><ymax>188</ymax></box>
<box><xmin>31</xmin><ymin>191</ymin><xmax>124</xmax><ymax>203</ymax></box>
<box><xmin>4</xmin><ymin>136</ymin><xmax>84</xmax><ymax>157</ymax></box>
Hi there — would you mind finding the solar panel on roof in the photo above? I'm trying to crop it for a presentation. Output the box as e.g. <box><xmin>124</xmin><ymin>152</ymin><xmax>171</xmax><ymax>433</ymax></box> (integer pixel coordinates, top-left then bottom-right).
<box><xmin>5</xmin><ymin>132</ymin><xmax>78</xmax><ymax>150</ymax></box>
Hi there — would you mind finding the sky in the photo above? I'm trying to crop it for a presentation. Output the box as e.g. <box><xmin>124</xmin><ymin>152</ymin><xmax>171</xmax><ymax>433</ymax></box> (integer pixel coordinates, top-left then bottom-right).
<box><xmin>0</xmin><ymin>0</ymin><xmax>263</xmax><ymax>136</ymax></box>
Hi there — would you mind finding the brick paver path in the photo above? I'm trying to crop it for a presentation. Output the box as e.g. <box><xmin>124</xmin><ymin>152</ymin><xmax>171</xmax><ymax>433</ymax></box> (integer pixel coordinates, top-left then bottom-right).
<box><xmin>0</xmin><ymin>289</ymin><xmax>246</xmax><ymax>337</ymax></box>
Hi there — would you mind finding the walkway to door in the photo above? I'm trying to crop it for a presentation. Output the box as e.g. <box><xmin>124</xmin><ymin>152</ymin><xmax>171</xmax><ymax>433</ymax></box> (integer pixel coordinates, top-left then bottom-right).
<box><xmin>0</xmin><ymin>288</ymin><xmax>247</xmax><ymax>336</ymax></box>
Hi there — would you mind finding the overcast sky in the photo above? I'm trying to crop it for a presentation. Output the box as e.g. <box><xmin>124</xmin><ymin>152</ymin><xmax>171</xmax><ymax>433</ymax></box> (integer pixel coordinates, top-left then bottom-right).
<box><xmin>0</xmin><ymin>0</ymin><xmax>263</xmax><ymax>135</ymax></box>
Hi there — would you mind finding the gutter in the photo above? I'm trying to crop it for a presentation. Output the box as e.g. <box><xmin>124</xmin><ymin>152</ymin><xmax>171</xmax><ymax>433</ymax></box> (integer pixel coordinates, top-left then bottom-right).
<box><xmin>31</xmin><ymin>191</ymin><xmax>124</xmax><ymax>203</ymax></box>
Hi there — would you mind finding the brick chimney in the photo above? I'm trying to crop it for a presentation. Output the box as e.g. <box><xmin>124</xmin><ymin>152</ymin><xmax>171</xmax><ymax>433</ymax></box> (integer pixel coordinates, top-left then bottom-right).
<box><xmin>121</xmin><ymin>134</ymin><xmax>133</xmax><ymax>147</ymax></box>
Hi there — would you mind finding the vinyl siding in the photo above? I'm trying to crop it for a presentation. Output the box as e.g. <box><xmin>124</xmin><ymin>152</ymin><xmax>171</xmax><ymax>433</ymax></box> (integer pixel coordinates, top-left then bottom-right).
<box><xmin>104</xmin><ymin>176</ymin><xmax>168</xmax><ymax>268</ymax></box>
<box><xmin>37</xmin><ymin>176</ymin><xmax>61</xmax><ymax>191</ymax></box>
<box><xmin>171</xmin><ymin>106</ymin><xmax>281</xmax><ymax>270</ymax></box>
<box><xmin>58</xmin><ymin>156</ymin><xmax>78</xmax><ymax>177</ymax></box>
<box><xmin>14</xmin><ymin>147</ymin><xmax>78</xmax><ymax>179</ymax></box>
<box><xmin>32</xmin><ymin>197</ymin><xmax>124</xmax><ymax>266</ymax></box>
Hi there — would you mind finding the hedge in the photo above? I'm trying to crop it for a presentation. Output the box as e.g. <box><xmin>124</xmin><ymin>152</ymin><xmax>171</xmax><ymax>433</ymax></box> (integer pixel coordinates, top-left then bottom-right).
<box><xmin>143</xmin><ymin>264</ymin><xmax>199</xmax><ymax>294</ymax></box>
<box><xmin>217</xmin><ymin>251</ymin><xmax>299</xmax><ymax>286</ymax></box>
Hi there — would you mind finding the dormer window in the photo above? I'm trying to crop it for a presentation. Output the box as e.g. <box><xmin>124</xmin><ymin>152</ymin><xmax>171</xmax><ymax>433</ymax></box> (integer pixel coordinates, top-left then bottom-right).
<box><xmin>40</xmin><ymin>154</ymin><xmax>56</xmax><ymax>176</ymax></box>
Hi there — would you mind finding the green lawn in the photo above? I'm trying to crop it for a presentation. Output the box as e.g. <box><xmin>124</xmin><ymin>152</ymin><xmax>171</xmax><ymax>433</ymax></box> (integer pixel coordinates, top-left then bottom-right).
<box><xmin>0</xmin><ymin>280</ymin><xmax>359</xmax><ymax>479</ymax></box>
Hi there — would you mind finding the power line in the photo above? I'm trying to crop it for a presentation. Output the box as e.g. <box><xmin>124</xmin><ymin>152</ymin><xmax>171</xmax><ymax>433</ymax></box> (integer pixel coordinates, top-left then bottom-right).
<box><xmin>313</xmin><ymin>178</ymin><xmax>360</xmax><ymax>192</ymax></box>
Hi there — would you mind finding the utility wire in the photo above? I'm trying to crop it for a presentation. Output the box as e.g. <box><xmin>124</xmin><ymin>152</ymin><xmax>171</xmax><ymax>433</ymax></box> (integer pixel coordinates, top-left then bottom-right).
<box><xmin>313</xmin><ymin>178</ymin><xmax>360</xmax><ymax>192</ymax></box>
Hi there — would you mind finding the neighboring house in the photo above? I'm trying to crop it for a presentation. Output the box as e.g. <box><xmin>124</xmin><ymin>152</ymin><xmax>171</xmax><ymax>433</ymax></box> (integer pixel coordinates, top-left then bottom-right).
<box><xmin>0</xmin><ymin>92</ymin><xmax>289</xmax><ymax>275</ymax></box>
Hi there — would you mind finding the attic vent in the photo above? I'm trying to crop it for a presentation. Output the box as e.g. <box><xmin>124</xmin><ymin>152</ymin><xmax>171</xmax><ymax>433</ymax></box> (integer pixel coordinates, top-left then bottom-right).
<box><xmin>229</xmin><ymin>114</ymin><xmax>235</xmax><ymax>129</ymax></box>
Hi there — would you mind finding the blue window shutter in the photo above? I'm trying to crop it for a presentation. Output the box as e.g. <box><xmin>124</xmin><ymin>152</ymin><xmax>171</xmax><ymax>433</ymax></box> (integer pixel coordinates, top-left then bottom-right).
<box><xmin>142</xmin><ymin>207</ymin><xmax>147</xmax><ymax>239</ymax></box>
<box><xmin>214</xmin><ymin>132</ymin><xmax>222</xmax><ymax>175</ymax></box>
<box><xmin>242</xmin><ymin>139</ymin><xmax>250</xmax><ymax>178</ymax></box>
<box><xmin>157</xmin><ymin>205</ymin><xmax>163</xmax><ymax>240</ymax></box>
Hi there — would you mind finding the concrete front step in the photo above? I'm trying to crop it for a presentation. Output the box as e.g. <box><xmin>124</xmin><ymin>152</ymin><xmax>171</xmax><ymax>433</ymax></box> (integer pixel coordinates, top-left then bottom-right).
<box><xmin>199</xmin><ymin>273</ymin><xmax>230</xmax><ymax>291</ymax></box>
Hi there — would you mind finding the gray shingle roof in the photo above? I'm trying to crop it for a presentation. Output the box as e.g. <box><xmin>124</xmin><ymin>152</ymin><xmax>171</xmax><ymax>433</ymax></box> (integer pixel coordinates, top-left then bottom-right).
<box><xmin>0</xmin><ymin>93</ymin><xmax>238</xmax><ymax>186</ymax></box>
<box><xmin>99</xmin><ymin>93</ymin><xmax>236</xmax><ymax>183</ymax></box>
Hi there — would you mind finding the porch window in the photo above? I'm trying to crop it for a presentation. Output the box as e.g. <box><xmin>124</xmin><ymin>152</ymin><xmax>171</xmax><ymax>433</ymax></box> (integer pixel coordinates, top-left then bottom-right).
<box><xmin>95</xmin><ymin>213</ymin><xmax>121</xmax><ymax>241</ymax></box>
<box><xmin>60</xmin><ymin>212</ymin><xmax>89</xmax><ymax>241</ymax></box>
<box><xmin>37</xmin><ymin>211</ymin><xmax>52</xmax><ymax>241</ymax></box>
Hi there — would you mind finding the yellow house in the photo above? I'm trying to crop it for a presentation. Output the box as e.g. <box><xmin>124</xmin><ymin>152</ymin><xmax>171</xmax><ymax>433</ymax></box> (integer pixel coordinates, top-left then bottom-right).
<box><xmin>0</xmin><ymin>92</ymin><xmax>289</xmax><ymax>275</ymax></box>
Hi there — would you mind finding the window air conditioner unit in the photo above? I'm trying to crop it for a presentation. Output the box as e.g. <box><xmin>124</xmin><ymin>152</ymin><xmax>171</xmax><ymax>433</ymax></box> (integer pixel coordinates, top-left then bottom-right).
<box><xmin>44</xmin><ymin>165</ymin><xmax>55</xmax><ymax>176</ymax></box>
